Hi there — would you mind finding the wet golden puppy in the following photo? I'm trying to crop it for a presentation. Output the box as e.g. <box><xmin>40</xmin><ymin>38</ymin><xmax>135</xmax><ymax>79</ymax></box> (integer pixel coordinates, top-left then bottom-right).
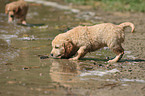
<box><xmin>5</xmin><ymin>0</ymin><xmax>29</xmax><ymax>24</ymax></box>
<box><xmin>50</xmin><ymin>22</ymin><xmax>135</xmax><ymax>63</ymax></box>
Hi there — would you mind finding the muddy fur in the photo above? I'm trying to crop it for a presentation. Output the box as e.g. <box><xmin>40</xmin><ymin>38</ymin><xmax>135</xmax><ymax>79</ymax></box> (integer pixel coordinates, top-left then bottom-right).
<box><xmin>50</xmin><ymin>22</ymin><xmax>135</xmax><ymax>63</ymax></box>
<box><xmin>5</xmin><ymin>0</ymin><xmax>28</xmax><ymax>24</ymax></box>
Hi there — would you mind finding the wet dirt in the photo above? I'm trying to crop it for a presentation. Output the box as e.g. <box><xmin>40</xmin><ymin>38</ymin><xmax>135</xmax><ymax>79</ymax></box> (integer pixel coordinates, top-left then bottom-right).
<box><xmin>0</xmin><ymin>0</ymin><xmax>145</xmax><ymax>96</ymax></box>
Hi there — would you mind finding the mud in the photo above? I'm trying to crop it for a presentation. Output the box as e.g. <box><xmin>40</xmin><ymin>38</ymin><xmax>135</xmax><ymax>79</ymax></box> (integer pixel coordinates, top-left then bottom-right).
<box><xmin>0</xmin><ymin>0</ymin><xmax>145</xmax><ymax>96</ymax></box>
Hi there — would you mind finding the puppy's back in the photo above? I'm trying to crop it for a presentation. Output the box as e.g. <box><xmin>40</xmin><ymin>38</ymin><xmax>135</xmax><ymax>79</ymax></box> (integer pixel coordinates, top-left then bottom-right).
<box><xmin>5</xmin><ymin>0</ymin><xmax>28</xmax><ymax>11</ymax></box>
<box><xmin>86</xmin><ymin>23</ymin><xmax>126</xmax><ymax>48</ymax></box>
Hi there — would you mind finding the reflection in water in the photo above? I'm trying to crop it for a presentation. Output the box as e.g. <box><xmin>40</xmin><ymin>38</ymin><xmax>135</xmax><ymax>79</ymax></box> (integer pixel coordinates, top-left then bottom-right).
<box><xmin>49</xmin><ymin>59</ymin><xmax>81</xmax><ymax>87</ymax></box>
<box><xmin>49</xmin><ymin>59</ymin><xmax>145</xmax><ymax>87</ymax></box>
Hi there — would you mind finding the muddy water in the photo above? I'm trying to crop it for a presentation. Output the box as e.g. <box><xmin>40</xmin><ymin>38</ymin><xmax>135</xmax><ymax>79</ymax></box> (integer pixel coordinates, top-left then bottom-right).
<box><xmin>0</xmin><ymin>0</ymin><xmax>145</xmax><ymax>96</ymax></box>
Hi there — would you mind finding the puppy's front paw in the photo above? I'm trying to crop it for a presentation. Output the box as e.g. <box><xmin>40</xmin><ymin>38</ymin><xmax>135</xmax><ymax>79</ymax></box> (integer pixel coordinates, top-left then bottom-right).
<box><xmin>108</xmin><ymin>60</ymin><xmax>117</xmax><ymax>63</ymax></box>
<box><xmin>22</xmin><ymin>21</ymin><xmax>27</xmax><ymax>25</ymax></box>
<box><xmin>69</xmin><ymin>57</ymin><xmax>79</xmax><ymax>60</ymax></box>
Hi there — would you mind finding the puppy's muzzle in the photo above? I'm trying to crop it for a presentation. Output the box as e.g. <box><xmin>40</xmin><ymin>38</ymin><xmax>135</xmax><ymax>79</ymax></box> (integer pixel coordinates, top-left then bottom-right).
<box><xmin>50</xmin><ymin>53</ymin><xmax>62</xmax><ymax>58</ymax></box>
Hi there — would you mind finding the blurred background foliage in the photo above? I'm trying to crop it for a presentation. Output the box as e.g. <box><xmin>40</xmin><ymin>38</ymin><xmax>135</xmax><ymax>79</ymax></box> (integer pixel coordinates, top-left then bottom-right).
<box><xmin>65</xmin><ymin>0</ymin><xmax>145</xmax><ymax>12</ymax></box>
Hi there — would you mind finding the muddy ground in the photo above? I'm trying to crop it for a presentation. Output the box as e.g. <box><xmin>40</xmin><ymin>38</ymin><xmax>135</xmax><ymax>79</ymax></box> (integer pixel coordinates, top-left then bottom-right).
<box><xmin>0</xmin><ymin>0</ymin><xmax>145</xmax><ymax>96</ymax></box>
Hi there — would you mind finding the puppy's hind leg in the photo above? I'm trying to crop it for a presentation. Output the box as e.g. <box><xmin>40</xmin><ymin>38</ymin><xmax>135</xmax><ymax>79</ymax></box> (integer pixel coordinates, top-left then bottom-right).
<box><xmin>20</xmin><ymin>15</ymin><xmax>27</xmax><ymax>25</ymax></box>
<box><xmin>69</xmin><ymin>46</ymin><xmax>87</xmax><ymax>60</ymax></box>
<box><xmin>108</xmin><ymin>45</ymin><xmax>124</xmax><ymax>63</ymax></box>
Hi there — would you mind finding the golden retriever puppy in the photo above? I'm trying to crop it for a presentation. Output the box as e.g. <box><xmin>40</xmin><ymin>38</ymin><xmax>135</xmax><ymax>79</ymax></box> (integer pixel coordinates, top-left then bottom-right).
<box><xmin>50</xmin><ymin>22</ymin><xmax>135</xmax><ymax>63</ymax></box>
<box><xmin>5</xmin><ymin>0</ymin><xmax>29</xmax><ymax>24</ymax></box>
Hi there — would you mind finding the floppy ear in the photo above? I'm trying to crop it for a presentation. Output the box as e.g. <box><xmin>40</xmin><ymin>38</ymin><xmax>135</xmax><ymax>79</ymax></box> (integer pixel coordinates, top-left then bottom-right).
<box><xmin>5</xmin><ymin>5</ymin><xmax>8</xmax><ymax>14</ymax></box>
<box><xmin>14</xmin><ymin>7</ymin><xmax>21</xmax><ymax>13</ymax></box>
<box><xmin>63</xmin><ymin>41</ymin><xmax>74</xmax><ymax>58</ymax></box>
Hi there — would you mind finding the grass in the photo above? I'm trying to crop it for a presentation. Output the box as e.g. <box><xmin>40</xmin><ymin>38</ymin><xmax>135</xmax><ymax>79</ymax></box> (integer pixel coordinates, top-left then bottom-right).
<box><xmin>65</xmin><ymin>0</ymin><xmax>145</xmax><ymax>12</ymax></box>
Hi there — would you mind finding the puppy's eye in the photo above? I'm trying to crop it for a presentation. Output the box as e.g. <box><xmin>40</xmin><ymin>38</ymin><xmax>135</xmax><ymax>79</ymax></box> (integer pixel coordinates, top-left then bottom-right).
<box><xmin>55</xmin><ymin>46</ymin><xmax>59</xmax><ymax>49</ymax></box>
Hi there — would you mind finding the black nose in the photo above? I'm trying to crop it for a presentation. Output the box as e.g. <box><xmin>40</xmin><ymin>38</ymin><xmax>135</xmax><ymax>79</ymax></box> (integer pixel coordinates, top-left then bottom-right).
<box><xmin>10</xmin><ymin>15</ymin><xmax>14</xmax><ymax>18</ymax></box>
<box><xmin>50</xmin><ymin>53</ymin><xmax>53</xmax><ymax>57</ymax></box>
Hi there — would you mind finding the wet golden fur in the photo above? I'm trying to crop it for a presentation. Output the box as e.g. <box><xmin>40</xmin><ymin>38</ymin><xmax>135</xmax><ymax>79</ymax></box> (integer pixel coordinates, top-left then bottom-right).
<box><xmin>5</xmin><ymin>0</ymin><xmax>28</xmax><ymax>24</ymax></box>
<box><xmin>50</xmin><ymin>22</ymin><xmax>135</xmax><ymax>63</ymax></box>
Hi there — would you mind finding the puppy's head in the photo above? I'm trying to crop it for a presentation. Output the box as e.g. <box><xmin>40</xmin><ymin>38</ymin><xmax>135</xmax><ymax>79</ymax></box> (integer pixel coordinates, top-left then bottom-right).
<box><xmin>5</xmin><ymin>5</ymin><xmax>20</xmax><ymax>22</ymax></box>
<box><xmin>50</xmin><ymin>34</ymin><xmax>74</xmax><ymax>59</ymax></box>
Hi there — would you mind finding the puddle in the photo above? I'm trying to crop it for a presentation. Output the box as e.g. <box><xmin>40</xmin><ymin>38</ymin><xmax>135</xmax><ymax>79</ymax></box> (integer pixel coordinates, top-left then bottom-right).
<box><xmin>0</xmin><ymin>34</ymin><xmax>18</xmax><ymax>45</ymax></box>
<box><xmin>120</xmin><ymin>78</ymin><xmax>145</xmax><ymax>83</ymax></box>
<box><xmin>126</xmin><ymin>55</ymin><xmax>136</xmax><ymax>59</ymax></box>
<box><xmin>0</xmin><ymin>0</ymin><xmax>145</xmax><ymax>96</ymax></box>
<box><xmin>81</xmin><ymin>78</ymin><xmax>145</xmax><ymax>83</ymax></box>
<box><xmin>0</xmin><ymin>38</ymin><xmax>19</xmax><ymax>64</ymax></box>
<box><xmin>124</xmin><ymin>51</ymin><xmax>132</xmax><ymax>54</ymax></box>
<box><xmin>80</xmin><ymin>69</ymin><xmax>119</xmax><ymax>77</ymax></box>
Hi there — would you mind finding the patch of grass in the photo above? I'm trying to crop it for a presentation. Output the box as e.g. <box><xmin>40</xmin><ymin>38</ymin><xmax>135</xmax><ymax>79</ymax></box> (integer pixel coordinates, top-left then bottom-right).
<box><xmin>65</xmin><ymin>0</ymin><xmax>145</xmax><ymax>12</ymax></box>
<box><xmin>65</xmin><ymin>0</ymin><xmax>93</xmax><ymax>5</ymax></box>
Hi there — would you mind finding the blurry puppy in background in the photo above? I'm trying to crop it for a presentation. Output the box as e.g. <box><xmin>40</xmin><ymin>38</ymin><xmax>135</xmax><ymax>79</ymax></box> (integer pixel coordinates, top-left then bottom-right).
<box><xmin>5</xmin><ymin>0</ymin><xmax>29</xmax><ymax>24</ymax></box>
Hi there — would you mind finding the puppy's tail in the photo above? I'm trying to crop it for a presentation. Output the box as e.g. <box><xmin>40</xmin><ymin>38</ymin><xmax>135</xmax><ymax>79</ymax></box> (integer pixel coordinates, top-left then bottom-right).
<box><xmin>119</xmin><ymin>22</ymin><xmax>135</xmax><ymax>33</ymax></box>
